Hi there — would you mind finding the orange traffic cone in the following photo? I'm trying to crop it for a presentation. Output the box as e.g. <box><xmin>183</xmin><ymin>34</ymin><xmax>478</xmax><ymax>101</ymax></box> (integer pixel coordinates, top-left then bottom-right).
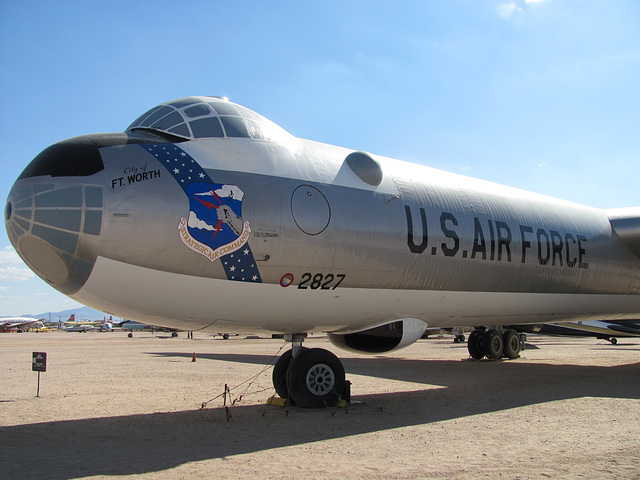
<box><xmin>192</xmin><ymin>352</ymin><xmax>196</xmax><ymax>362</ymax></box>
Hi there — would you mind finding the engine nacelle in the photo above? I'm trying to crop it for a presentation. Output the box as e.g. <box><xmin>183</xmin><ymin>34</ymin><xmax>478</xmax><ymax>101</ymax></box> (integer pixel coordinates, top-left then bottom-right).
<box><xmin>327</xmin><ymin>318</ymin><xmax>427</xmax><ymax>354</ymax></box>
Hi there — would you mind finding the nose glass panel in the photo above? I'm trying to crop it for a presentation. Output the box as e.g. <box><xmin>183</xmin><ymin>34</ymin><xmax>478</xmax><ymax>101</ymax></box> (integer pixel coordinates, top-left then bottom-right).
<box><xmin>5</xmin><ymin>183</ymin><xmax>103</xmax><ymax>294</ymax></box>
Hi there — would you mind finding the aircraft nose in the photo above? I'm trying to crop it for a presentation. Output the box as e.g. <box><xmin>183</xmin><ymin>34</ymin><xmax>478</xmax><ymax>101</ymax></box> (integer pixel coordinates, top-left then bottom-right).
<box><xmin>5</xmin><ymin>136</ymin><xmax>106</xmax><ymax>295</ymax></box>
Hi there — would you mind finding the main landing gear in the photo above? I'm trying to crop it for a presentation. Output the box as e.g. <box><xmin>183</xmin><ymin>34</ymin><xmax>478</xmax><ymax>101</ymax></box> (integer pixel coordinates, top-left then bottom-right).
<box><xmin>467</xmin><ymin>327</ymin><xmax>524</xmax><ymax>360</ymax></box>
<box><xmin>272</xmin><ymin>334</ymin><xmax>347</xmax><ymax>408</ymax></box>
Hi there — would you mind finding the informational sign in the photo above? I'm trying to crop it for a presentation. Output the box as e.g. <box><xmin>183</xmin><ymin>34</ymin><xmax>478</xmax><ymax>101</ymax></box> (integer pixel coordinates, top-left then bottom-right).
<box><xmin>32</xmin><ymin>352</ymin><xmax>47</xmax><ymax>372</ymax></box>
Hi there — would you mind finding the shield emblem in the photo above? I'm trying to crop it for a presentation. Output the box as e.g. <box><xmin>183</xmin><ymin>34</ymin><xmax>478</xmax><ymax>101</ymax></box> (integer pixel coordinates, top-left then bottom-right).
<box><xmin>186</xmin><ymin>183</ymin><xmax>245</xmax><ymax>248</ymax></box>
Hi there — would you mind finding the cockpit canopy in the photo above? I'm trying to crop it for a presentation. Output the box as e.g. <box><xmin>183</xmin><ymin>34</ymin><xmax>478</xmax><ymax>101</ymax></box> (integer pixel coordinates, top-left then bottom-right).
<box><xmin>127</xmin><ymin>96</ymin><xmax>293</xmax><ymax>143</ymax></box>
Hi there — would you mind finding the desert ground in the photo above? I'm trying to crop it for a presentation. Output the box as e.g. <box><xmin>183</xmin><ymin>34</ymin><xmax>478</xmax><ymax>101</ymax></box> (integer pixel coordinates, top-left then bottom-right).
<box><xmin>1</xmin><ymin>329</ymin><xmax>639</xmax><ymax>480</ymax></box>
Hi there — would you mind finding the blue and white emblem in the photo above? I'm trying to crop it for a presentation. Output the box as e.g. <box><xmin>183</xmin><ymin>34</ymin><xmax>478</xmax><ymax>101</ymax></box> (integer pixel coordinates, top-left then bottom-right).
<box><xmin>144</xmin><ymin>143</ymin><xmax>261</xmax><ymax>282</ymax></box>
<box><xmin>179</xmin><ymin>182</ymin><xmax>251</xmax><ymax>261</ymax></box>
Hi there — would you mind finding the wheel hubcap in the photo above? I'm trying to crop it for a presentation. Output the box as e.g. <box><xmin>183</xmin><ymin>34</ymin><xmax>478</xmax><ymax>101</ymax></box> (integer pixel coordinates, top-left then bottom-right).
<box><xmin>305</xmin><ymin>363</ymin><xmax>335</xmax><ymax>395</ymax></box>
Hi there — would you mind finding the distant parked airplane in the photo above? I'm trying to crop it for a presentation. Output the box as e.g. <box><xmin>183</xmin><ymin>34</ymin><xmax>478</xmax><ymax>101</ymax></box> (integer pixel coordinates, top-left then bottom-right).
<box><xmin>61</xmin><ymin>314</ymin><xmax>97</xmax><ymax>332</ymax></box>
<box><xmin>0</xmin><ymin>317</ymin><xmax>44</xmax><ymax>332</ymax></box>
<box><xmin>116</xmin><ymin>320</ymin><xmax>180</xmax><ymax>337</ymax></box>
<box><xmin>61</xmin><ymin>323</ymin><xmax>94</xmax><ymax>333</ymax></box>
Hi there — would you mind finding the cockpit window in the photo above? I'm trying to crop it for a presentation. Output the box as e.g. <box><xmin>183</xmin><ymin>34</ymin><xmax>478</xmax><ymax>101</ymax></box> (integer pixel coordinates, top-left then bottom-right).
<box><xmin>189</xmin><ymin>117</ymin><xmax>224</xmax><ymax>138</ymax></box>
<box><xmin>150</xmin><ymin>111</ymin><xmax>183</xmax><ymax>130</ymax></box>
<box><xmin>126</xmin><ymin>96</ymin><xmax>294</xmax><ymax>144</ymax></box>
<box><xmin>184</xmin><ymin>105</ymin><xmax>211</xmax><ymax>118</ymax></box>
<box><xmin>209</xmin><ymin>102</ymin><xmax>240</xmax><ymax>116</ymax></box>
<box><xmin>220</xmin><ymin>116</ymin><xmax>249</xmax><ymax>137</ymax></box>
<box><xmin>168</xmin><ymin>123</ymin><xmax>191</xmax><ymax>138</ymax></box>
<box><xmin>131</xmin><ymin>106</ymin><xmax>172</xmax><ymax>128</ymax></box>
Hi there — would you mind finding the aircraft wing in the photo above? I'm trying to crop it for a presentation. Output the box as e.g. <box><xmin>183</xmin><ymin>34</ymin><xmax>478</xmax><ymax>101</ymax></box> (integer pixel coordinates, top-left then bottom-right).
<box><xmin>7</xmin><ymin>320</ymin><xmax>39</xmax><ymax>328</ymax></box>
<box><xmin>508</xmin><ymin>320</ymin><xmax>640</xmax><ymax>339</ymax></box>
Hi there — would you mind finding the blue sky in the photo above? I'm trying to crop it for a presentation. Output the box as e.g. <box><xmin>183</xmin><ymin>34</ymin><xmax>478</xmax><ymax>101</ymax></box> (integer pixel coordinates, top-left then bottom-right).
<box><xmin>1</xmin><ymin>0</ymin><xmax>639</xmax><ymax>316</ymax></box>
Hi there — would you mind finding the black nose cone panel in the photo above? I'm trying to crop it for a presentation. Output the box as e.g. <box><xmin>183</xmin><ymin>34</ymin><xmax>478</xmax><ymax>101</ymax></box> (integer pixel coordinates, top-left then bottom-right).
<box><xmin>18</xmin><ymin>136</ymin><xmax>105</xmax><ymax>179</ymax></box>
<box><xmin>17</xmin><ymin>131</ymin><xmax>175</xmax><ymax>180</ymax></box>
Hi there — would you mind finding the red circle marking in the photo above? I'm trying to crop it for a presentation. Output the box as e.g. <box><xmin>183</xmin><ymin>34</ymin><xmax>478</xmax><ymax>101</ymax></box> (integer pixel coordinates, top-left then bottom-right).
<box><xmin>280</xmin><ymin>273</ymin><xmax>294</xmax><ymax>287</ymax></box>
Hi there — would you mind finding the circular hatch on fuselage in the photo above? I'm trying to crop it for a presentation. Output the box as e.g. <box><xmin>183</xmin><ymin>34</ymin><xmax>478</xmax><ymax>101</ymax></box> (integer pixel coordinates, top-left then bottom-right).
<box><xmin>290</xmin><ymin>185</ymin><xmax>331</xmax><ymax>235</ymax></box>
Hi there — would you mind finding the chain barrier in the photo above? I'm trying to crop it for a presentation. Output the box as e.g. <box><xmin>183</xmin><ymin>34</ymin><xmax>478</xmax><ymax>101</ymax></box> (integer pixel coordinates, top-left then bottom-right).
<box><xmin>200</xmin><ymin>341</ymin><xmax>287</xmax><ymax>412</ymax></box>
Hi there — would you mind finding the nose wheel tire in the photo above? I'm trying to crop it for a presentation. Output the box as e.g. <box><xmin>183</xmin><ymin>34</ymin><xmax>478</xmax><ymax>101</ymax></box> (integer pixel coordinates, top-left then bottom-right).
<box><xmin>286</xmin><ymin>348</ymin><xmax>345</xmax><ymax>408</ymax></box>
<box><xmin>272</xmin><ymin>349</ymin><xmax>295</xmax><ymax>399</ymax></box>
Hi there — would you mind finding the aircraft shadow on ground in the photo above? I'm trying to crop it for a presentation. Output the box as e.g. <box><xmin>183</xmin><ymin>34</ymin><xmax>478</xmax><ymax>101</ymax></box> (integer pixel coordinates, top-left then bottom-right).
<box><xmin>3</xmin><ymin>353</ymin><xmax>639</xmax><ymax>480</ymax></box>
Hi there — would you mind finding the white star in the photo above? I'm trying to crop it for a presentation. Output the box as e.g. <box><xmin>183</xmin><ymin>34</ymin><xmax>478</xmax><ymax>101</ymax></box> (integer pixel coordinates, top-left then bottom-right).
<box><xmin>252</xmin><ymin>275</ymin><xmax>258</xmax><ymax>281</ymax></box>
<box><xmin>180</xmin><ymin>152</ymin><xmax>186</xmax><ymax>156</ymax></box>
<box><xmin>243</xmin><ymin>248</ymin><xmax>249</xmax><ymax>255</ymax></box>
<box><xmin>173</xmin><ymin>168</ymin><xmax>180</xmax><ymax>174</ymax></box>
<box><xmin>199</xmin><ymin>173</ymin><xmax>205</xmax><ymax>178</ymax></box>
<box><xmin>229</xmin><ymin>265</ymin><xmax>236</xmax><ymax>271</ymax></box>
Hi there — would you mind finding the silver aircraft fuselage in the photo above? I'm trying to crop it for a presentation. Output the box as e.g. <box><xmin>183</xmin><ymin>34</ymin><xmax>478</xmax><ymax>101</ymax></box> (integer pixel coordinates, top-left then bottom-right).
<box><xmin>6</xmin><ymin>97</ymin><xmax>640</xmax><ymax>336</ymax></box>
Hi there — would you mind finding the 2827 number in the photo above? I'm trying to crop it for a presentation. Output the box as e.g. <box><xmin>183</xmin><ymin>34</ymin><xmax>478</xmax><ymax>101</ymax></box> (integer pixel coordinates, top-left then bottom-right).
<box><xmin>298</xmin><ymin>273</ymin><xmax>346</xmax><ymax>290</ymax></box>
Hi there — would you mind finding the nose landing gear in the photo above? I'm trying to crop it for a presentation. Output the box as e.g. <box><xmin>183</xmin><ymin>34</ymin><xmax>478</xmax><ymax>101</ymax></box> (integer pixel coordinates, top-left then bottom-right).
<box><xmin>272</xmin><ymin>334</ymin><xmax>347</xmax><ymax>408</ymax></box>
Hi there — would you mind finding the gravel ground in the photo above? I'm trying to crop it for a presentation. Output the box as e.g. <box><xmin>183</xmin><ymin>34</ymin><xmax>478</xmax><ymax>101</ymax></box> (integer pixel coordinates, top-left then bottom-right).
<box><xmin>1</xmin><ymin>330</ymin><xmax>639</xmax><ymax>479</ymax></box>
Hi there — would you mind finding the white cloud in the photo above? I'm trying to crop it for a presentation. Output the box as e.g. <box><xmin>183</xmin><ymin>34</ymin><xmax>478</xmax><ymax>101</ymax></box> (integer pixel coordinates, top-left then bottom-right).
<box><xmin>0</xmin><ymin>267</ymin><xmax>34</xmax><ymax>281</ymax></box>
<box><xmin>498</xmin><ymin>0</ymin><xmax>547</xmax><ymax>18</ymax></box>
<box><xmin>215</xmin><ymin>185</ymin><xmax>244</xmax><ymax>201</ymax></box>
<box><xmin>195</xmin><ymin>185</ymin><xmax>244</xmax><ymax>202</ymax></box>
<box><xmin>0</xmin><ymin>246</ymin><xmax>23</xmax><ymax>266</ymax></box>
<box><xmin>188</xmin><ymin>211</ymin><xmax>214</xmax><ymax>231</ymax></box>
<box><xmin>497</xmin><ymin>2</ymin><xmax>521</xmax><ymax>18</ymax></box>
<box><xmin>0</xmin><ymin>247</ymin><xmax>33</xmax><ymax>281</ymax></box>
